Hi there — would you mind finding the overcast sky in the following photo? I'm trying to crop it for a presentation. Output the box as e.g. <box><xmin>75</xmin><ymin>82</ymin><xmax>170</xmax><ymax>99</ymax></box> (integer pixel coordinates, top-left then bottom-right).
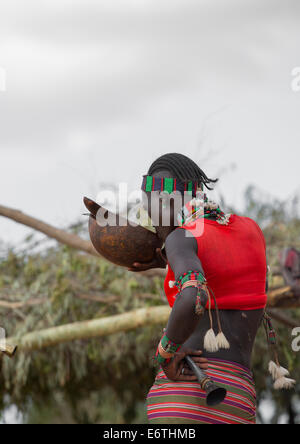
<box><xmin>1</xmin><ymin>0</ymin><xmax>300</xmax><ymax>244</ymax></box>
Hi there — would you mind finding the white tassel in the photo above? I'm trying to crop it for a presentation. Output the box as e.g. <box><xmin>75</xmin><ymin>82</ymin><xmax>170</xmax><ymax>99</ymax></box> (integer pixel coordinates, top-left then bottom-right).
<box><xmin>273</xmin><ymin>377</ymin><xmax>296</xmax><ymax>390</ymax></box>
<box><xmin>169</xmin><ymin>280</ymin><xmax>175</xmax><ymax>288</ymax></box>
<box><xmin>268</xmin><ymin>361</ymin><xmax>279</xmax><ymax>379</ymax></box>
<box><xmin>268</xmin><ymin>361</ymin><xmax>290</xmax><ymax>380</ymax></box>
<box><xmin>204</xmin><ymin>329</ymin><xmax>219</xmax><ymax>353</ymax></box>
<box><xmin>216</xmin><ymin>332</ymin><xmax>230</xmax><ymax>350</ymax></box>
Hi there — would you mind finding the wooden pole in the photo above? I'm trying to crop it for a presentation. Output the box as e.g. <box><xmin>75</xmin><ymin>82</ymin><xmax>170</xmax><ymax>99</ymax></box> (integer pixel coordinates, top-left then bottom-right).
<box><xmin>0</xmin><ymin>204</ymin><xmax>98</xmax><ymax>257</ymax></box>
<box><xmin>4</xmin><ymin>294</ymin><xmax>300</xmax><ymax>353</ymax></box>
<box><xmin>0</xmin><ymin>203</ymin><xmax>166</xmax><ymax>278</ymax></box>
<box><xmin>7</xmin><ymin>306</ymin><xmax>171</xmax><ymax>352</ymax></box>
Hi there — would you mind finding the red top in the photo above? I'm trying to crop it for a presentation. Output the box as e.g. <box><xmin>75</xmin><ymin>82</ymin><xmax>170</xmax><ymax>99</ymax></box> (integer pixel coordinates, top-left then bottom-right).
<box><xmin>164</xmin><ymin>214</ymin><xmax>267</xmax><ymax>310</ymax></box>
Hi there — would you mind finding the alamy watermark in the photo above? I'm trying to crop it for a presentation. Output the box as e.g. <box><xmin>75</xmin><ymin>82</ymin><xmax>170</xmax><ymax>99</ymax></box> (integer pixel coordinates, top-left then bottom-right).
<box><xmin>0</xmin><ymin>66</ymin><xmax>6</xmax><ymax>92</ymax></box>
<box><xmin>292</xmin><ymin>327</ymin><xmax>300</xmax><ymax>352</ymax></box>
<box><xmin>94</xmin><ymin>183</ymin><xmax>205</xmax><ymax>237</ymax></box>
<box><xmin>291</xmin><ymin>67</ymin><xmax>300</xmax><ymax>92</ymax></box>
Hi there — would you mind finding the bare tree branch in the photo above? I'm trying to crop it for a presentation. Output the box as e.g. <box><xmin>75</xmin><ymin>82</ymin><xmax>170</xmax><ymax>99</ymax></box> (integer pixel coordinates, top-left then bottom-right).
<box><xmin>0</xmin><ymin>204</ymin><xmax>98</xmax><ymax>256</ymax></box>
<box><xmin>267</xmin><ymin>308</ymin><xmax>299</xmax><ymax>329</ymax></box>
<box><xmin>0</xmin><ymin>298</ymin><xmax>46</xmax><ymax>309</ymax></box>
<box><xmin>7</xmin><ymin>306</ymin><xmax>171</xmax><ymax>352</ymax></box>
<box><xmin>2</xmin><ymin>292</ymin><xmax>300</xmax><ymax>353</ymax></box>
<box><xmin>0</xmin><ymin>203</ymin><xmax>166</xmax><ymax>279</ymax></box>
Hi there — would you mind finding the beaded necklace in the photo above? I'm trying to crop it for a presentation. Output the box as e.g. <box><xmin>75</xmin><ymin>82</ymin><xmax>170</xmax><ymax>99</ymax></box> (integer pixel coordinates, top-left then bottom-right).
<box><xmin>136</xmin><ymin>193</ymin><xmax>231</xmax><ymax>234</ymax></box>
<box><xmin>177</xmin><ymin>193</ymin><xmax>232</xmax><ymax>227</ymax></box>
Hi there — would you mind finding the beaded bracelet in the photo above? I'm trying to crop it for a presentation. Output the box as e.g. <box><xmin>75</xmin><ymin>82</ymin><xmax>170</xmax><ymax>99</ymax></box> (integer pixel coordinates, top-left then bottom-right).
<box><xmin>170</xmin><ymin>270</ymin><xmax>207</xmax><ymax>315</ymax></box>
<box><xmin>154</xmin><ymin>331</ymin><xmax>182</xmax><ymax>365</ymax></box>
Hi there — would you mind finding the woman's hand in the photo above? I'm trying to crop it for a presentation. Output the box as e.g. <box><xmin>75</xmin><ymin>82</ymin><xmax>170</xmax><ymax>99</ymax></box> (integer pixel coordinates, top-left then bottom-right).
<box><xmin>127</xmin><ymin>247</ymin><xmax>167</xmax><ymax>272</ymax></box>
<box><xmin>161</xmin><ymin>349</ymin><xmax>208</xmax><ymax>381</ymax></box>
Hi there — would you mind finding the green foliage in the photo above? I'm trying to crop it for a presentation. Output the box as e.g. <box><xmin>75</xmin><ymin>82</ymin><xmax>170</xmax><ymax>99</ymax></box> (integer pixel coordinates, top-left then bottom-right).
<box><xmin>0</xmin><ymin>240</ymin><xmax>163</xmax><ymax>423</ymax></box>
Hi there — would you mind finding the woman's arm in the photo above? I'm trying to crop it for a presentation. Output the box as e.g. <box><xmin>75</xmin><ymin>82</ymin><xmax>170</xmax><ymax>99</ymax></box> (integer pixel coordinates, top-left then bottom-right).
<box><xmin>164</xmin><ymin>228</ymin><xmax>205</xmax><ymax>345</ymax></box>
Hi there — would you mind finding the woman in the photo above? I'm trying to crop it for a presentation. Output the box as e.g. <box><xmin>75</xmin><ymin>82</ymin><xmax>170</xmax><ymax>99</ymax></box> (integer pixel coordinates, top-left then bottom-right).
<box><xmin>129</xmin><ymin>153</ymin><xmax>268</xmax><ymax>424</ymax></box>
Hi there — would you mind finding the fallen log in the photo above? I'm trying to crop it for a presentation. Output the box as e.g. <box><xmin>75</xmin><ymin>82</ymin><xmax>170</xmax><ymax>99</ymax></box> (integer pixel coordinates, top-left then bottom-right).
<box><xmin>4</xmin><ymin>290</ymin><xmax>300</xmax><ymax>353</ymax></box>
<box><xmin>7</xmin><ymin>305</ymin><xmax>171</xmax><ymax>352</ymax></box>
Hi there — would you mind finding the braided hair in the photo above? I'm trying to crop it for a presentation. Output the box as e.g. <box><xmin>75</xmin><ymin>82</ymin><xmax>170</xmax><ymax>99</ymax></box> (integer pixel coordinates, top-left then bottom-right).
<box><xmin>147</xmin><ymin>153</ymin><xmax>218</xmax><ymax>191</ymax></box>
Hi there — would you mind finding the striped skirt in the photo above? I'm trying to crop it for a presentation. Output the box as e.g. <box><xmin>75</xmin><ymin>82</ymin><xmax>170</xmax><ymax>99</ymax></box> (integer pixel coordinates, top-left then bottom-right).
<box><xmin>146</xmin><ymin>358</ymin><xmax>256</xmax><ymax>424</ymax></box>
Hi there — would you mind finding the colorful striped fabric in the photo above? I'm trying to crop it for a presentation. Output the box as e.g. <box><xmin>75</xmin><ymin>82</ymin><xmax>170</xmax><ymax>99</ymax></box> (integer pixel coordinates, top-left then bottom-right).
<box><xmin>146</xmin><ymin>358</ymin><xmax>256</xmax><ymax>424</ymax></box>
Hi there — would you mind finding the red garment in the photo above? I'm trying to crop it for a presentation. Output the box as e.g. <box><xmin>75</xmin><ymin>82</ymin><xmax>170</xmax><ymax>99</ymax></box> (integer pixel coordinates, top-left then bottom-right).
<box><xmin>164</xmin><ymin>214</ymin><xmax>267</xmax><ymax>310</ymax></box>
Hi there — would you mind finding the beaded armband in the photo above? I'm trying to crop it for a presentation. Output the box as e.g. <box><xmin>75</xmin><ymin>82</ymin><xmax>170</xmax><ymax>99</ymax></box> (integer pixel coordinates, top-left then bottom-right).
<box><xmin>154</xmin><ymin>332</ymin><xmax>182</xmax><ymax>365</ymax></box>
<box><xmin>170</xmin><ymin>270</ymin><xmax>208</xmax><ymax>315</ymax></box>
<box><xmin>170</xmin><ymin>270</ymin><xmax>231</xmax><ymax>353</ymax></box>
